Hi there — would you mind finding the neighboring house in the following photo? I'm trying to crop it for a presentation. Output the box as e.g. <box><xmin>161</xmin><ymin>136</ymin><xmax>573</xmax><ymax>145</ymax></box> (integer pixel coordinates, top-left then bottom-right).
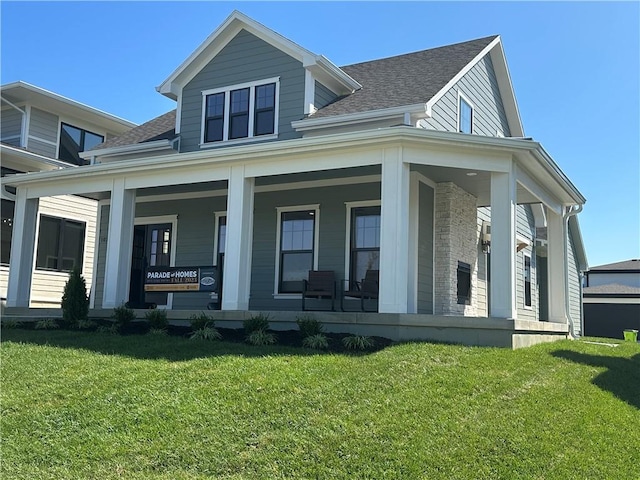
<box><xmin>2</xmin><ymin>12</ymin><xmax>587</xmax><ymax>347</ymax></box>
<box><xmin>583</xmin><ymin>259</ymin><xmax>640</xmax><ymax>339</ymax></box>
<box><xmin>1</xmin><ymin>82</ymin><xmax>135</xmax><ymax>308</ymax></box>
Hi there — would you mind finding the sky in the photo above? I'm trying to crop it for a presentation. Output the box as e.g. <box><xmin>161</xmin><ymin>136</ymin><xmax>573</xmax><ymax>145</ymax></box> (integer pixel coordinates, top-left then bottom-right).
<box><xmin>1</xmin><ymin>1</ymin><xmax>638</xmax><ymax>268</ymax></box>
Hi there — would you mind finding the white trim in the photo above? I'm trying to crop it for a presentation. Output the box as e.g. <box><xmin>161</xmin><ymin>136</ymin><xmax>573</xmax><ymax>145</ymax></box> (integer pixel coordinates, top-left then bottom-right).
<box><xmin>27</xmin><ymin>135</ymin><xmax>57</xmax><ymax>147</ymax></box>
<box><xmin>304</xmin><ymin>70</ymin><xmax>316</xmax><ymax>115</ymax></box>
<box><xmin>457</xmin><ymin>90</ymin><xmax>474</xmax><ymax>134</ymax></box>
<box><xmin>79</xmin><ymin>139</ymin><xmax>173</xmax><ymax>160</ymax></box>
<box><xmin>0</xmin><ymin>135</ymin><xmax>21</xmax><ymax>142</ymax></box>
<box><xmin>133</xmin><ymin>214</ymin><xmax>178</xmax><ymax>310</ymax></box>
<box><xmin>213</xmin><ymin>210</ymin><xmax>227</xmax><ymax>266</ymax></box>
<box><xmin>343</xmin><ymin>200</ymin><xmax>381</xmax><ymax>291</ymax></box>
<box><xmin>175</xmin><ymin>95</ymin><xmax>182</xmax><ymax>134</ymax></box>
<box><xmin>582</xmin><ymin>297</ymin><xmax>640</xmax><ymax>305</ymax></box>
<box><xmin>199</xmin><ymin>134</ymin><xmax>278</xmax><ymax>149</ymax></box>
<box><xmin>23</xmin><ymin>105</ymin><xmax>31</xmax><ymax>148</ymax></box>
<box><xmin>200</xmin><ymin>77</ymin><xmax>280</xmax><ymax>145</ymax></box>
<box><xmin>273</xmin><ymin>204</ymin><xmax>320</xmax><ymax>296</ymax></box>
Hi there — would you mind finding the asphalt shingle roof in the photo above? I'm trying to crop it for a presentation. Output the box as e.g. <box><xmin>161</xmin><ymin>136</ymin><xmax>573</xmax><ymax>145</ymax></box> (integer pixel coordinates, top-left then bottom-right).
<box><xmin>588</xmin><ymin>259</ymin><xmax>640</xmax><ymax>272</ymax></box>
<box><xmin>92</xmin><ymin>110</ymin><xmax>176</xmax><ymax>150</ymax></box>
<box><xmin>583</xmin><ymin>283</ymin><xmax>640</xmax><ymax>296</ymax></box>
<box><xmin>311</xmin><ymin>35</ymin><xmax>498</xmax><ymax>118</ymax></box>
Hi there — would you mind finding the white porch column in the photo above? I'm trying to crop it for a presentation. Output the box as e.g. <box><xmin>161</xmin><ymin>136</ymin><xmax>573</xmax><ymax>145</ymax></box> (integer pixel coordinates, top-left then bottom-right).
<box><xmin>222</xmin><ymin>165</ymin><xmax>254</xmax><ymax>311</ymax></box>
<box><xmin>546</xmin><ymin>208</ymin><xmax>567</xmax><ymax>323</ymax></box>
<box><xmin>379</xmin><ymin>148</ymin><xmax>410</xmax><ymax>313</ymax></box>
<box><xmin>6</xmin><ymin>189</ymin><xmax>39</xmax><ymax>307</ymax></box>
<box><xmin>102</xmin><ymin>178</ymin><xmax>136</xmax><ymax>309</ymax></box>
<box><xmin>489</xmin><ymin>171</ymin><xmax>517</xmax><ymax>319</ymax></box>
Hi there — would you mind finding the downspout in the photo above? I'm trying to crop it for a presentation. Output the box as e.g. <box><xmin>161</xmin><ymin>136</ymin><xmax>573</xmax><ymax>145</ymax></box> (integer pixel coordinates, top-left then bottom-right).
<box><xmin>0</xmin><ymin>96</ymin><xmax>27</xmax><ymax>148</ymax></box>
<box><xmin>563</xmin><ymin>204</ymin><xmax>583</xmax><ymax>339</ymax></box>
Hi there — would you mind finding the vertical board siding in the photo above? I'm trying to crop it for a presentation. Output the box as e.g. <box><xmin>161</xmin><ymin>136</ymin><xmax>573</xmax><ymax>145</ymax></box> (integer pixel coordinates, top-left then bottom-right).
<box><xmin>28</xmin><ymin>107</ymin><xmax>59</xmax><ymax>143</ymax></box>
<box><xmin>314</xmin><ymin>81</ymin><xmax>339</xmax><ymax>110</ymax></box>
<box><xmin>417</xmin><ymin>182</ymin><xmax>434</xmax><ymax>313</ymax></box>
<box><xmin>1</xmin><ymin>108</ymin><xmax>23</xmax><ymax>140</ymax></box>
<box><xmin>567</xmin><ymin>229</ymin><xmax>582</xmax><ymax>336</ymax></box>
<box><xmin>420</xmin><ymin>55</ymin><xmax>511</xmax><ymax>137</ymax></box>
<box><xmin>249</xmin><ymin>182</ymin><xmax>381</xmax><ymax>311</ymax></box>
<box><xmin>180</xmin><ymin>29</ymin><xmax>305</xmax><ymax>152</ymax></box>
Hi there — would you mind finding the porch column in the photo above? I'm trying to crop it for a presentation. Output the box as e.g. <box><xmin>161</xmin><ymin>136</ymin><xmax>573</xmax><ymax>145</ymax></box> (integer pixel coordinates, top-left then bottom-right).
<box><xmin>222</xmin><ymin>165</ymin><xmax>254</xmax><ymax>311</ymax></box>
<box><xmin>6</xmin><ymin>189</ymin><xmax>39</xmax><ymax>307</ymax></box>
<box><xmin>102</xmin><ymin>178</ymin><xmax>136</xmax><ymax>309</ymax></box>
<box><xmin>489</xmin><ymin>171</ymin><xmax>517</xmax><ymax>319</ymax></box>
<box><xmin>379</xmin><ymin>148</ymin><xmax>410</xmax><ymax>313</ymax></box>
<box><xmin>546</xmin><ymin>208</ymin><xmax>567</xmax><ymax>323</ymax></box>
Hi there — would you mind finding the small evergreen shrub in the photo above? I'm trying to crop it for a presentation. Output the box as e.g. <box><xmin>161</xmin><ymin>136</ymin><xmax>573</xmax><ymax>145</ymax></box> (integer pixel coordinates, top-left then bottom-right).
<box><xmin>243</xmin><ymin>313</ymin><xmax>270</xmax><ymax>334</ymax></box>
<box><xmin>302</xmin><ymin>333</ymin><xmax>329</xmax><ymax>350</ymax></box>
<box><xmin>296</xmin><ymin>315</ymin><xmax>324</xmax><ymax>338</ymax></box>
<box><xmin>342</xmin><ymin>335</ymin><xmax>375</xmax><ymax>351</ymax></box>
<box><xmin>144</xmin><ymin>309</ymin><xmax>168</xmax><ymax>330</ymax></box>
<box><xmin>246</xmin><ymin>329</ymin><xmax>276</xmax><ymax>346</ymax></box>
<box><xmin>34</xmin><ymin>318</ymin><xmax>59</xmax><ymax>330</ymax></box>
<box><xmin>190</xmin><ymin>326</ymin><xmax>222</xmax><ymax>341</ymax></box>
<box><xmin>189</xmin><ymin>312</ymin><xmax>215</xmax><ymax>331</ymax></box>
<box><xmin>112</xmin><ymin>304</ymin><xmax>136</xmax><ymax>332</ymax></box>
<box><xmin>60</xmin><ymin>267</ymin><xmax>89</xmax><ymax>329</ymax></box>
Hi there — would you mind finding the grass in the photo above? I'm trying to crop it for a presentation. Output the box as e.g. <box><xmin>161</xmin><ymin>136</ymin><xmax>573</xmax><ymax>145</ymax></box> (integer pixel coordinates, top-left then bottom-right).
<box><xmin>1</xmin><ymin>330</ymin><xmax>638</xmax><ymax>480</ymax></box>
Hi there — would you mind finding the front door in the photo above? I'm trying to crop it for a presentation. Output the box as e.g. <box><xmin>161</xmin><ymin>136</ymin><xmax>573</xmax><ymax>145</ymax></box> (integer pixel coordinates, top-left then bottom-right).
<box><xmin>128</xmin><ymin>223</ymin><xmax>172</xmax><ymax>308</ymax></box>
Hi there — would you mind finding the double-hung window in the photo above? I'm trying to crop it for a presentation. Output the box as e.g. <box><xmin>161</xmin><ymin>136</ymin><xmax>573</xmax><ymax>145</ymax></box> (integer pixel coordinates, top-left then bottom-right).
<box><xmin>202</xmin><ymin>78</ymin><xmax>279</xmax><ymax>145</ymax></box>
<box><xmin>276</xmin><ymin>207</ymin><xmax>318</xmax><ymax>294</ymax></box>
<box><xmin>35</xmin><ymin>215</ymin><xmax>86</xmax><ymax>272</ymax></box>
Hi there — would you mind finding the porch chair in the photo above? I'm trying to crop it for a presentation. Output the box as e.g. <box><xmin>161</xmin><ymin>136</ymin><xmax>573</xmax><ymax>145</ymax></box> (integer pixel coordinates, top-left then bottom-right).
<box><xmin>302</xmin><ymin>270</ymin><xmax>337</xmax><ymax>311</ymax></box>
<box><xmin>340</xmin><ymin>269</ymin><xmax>379</xmax><ymax>312</ymax></box>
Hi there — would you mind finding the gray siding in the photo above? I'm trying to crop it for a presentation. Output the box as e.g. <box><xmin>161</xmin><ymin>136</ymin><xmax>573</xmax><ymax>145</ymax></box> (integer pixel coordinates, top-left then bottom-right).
<box><xmin>567</xmin><ymin>228</ymin><xmax>582</xmax><ymax>336</ymax></box>
<box><xmin>180</xmin><ymin>29</ymin><xmax>305</xmax><ymax>152</ymax></box>
<box><xmin>26</xmin><ymin>137</ymin><xmax>56</xmax><ymax>158</ymax></box>
<box><xmin>419</xmin><ymin>54</ymin><xmax>511</xmax><ymax>137</ymax></box>
<box><xmin>314</xmin><ymin>81</ymin><xmax>339</xmax><ymax>110</ymax></box>
<box><xmin>417</xmin><ymin>182</ymin><xmax>434</xmax><ymax>313</ymax></box>
<box><xmin>249</xmin><ymin>182</ymin><xmax>380</xmax><ymax>311</ymax></box>
<box><xmin>29</xmin><ymin>107</ymin><xmax>59</xmax><ymax>143</ymax></box>
<box><xmin>1</xmin><ymin>108</ymin><xmax>23</xmax><ymax>142</ymax></box>
<box><xmin>476</xmin><ymin>207</ymin><xmax>491</xmax><ymax>316</ymax></box>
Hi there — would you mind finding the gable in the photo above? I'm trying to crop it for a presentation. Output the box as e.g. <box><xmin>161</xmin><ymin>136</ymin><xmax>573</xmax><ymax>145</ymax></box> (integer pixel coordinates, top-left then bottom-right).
<box><xmin>179</xmin><ymin>29</ymin><xmax>306</xmax><ymax>152</ymax></box>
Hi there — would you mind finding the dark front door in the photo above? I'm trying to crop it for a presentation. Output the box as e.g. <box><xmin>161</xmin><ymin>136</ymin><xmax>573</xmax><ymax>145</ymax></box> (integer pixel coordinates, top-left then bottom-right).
<box><xmin>128</xmin><ymin>223</ymin><xmax>172</xmax><ymax>308</ymax></box>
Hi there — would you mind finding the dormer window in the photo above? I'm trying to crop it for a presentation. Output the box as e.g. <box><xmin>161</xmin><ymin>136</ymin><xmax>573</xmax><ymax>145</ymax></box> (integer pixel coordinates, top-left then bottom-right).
<box><xmin>202</xmin><ymin>78</ymin><xmax>279</xmax><ymax>145</ymax></box>
<box><xmin>458</xmin><ymin>93</ymin><xmax>473</xmax><ymax>134</ymax></box>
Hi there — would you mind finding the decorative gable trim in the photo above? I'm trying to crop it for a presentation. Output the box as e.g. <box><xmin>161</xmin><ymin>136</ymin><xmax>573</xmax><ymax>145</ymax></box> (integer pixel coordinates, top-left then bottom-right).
<box><xmin>156</xmin><ymin>10</ymin><xmax>360</xmax><ymax>101</ymax></box>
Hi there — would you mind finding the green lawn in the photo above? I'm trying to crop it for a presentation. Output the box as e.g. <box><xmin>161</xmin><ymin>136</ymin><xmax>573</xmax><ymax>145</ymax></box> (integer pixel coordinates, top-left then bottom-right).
<box><xmin>1</xmin><ymin>329</ymin><xmax>638</xmax><ymax>480</ymax></box>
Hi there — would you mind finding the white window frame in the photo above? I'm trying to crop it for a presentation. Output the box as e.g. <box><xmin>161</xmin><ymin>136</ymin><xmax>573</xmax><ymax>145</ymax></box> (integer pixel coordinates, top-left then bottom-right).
<box><xmin>273</xmin><ymin>204</ymin><xmax>320</xmax><ymax>298</ymax></box>
<box><xmin>200</xmin><ymin>77</ymin><xmax>280</xmax><ymax>148</ymax></box>
<box><xmin>457</xmin><ymin>90</ymin><xmax>474</xmax><ymax>134</ymax></box>
<box><xmin>344</xmin><ymin>200</ymin><xmax>381</xmax><ymax>291</ymax></box>
<box><xmin>213</xmin><ymin>211</ymin><xmax>227</xmax><ymax>266</ymax></box>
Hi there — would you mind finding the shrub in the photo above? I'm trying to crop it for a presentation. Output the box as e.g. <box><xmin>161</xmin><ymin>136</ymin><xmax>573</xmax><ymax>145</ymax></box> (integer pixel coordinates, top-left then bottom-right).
<box><xmin>0</xmin><ymin>319</ymin><xmax>21</xmax><ymax>329</ymax></box>
<box><xmin>145</xmin><ymin>309</ymin><xmax>168</xmax><ymax>330</ymax></box>
<box><xmin>246</xmin><ymin>329</ymin><xmax>276</xmax><ymax>346</ymax></box>
<box><xmin>190</xmin><ymin>326</ymin><xmax>222</xmax><ymax>341</ymax></box>
<box><xmin>296</xmin><ymin>315</ymin><xmax>324</xmax><ymax>338</ymax></box>
<box><xmin>76</xmin><ymin>319</ymin><xmax>97</xmax><ymax>331</ymax></box>
<box><xmin>60</xmin><ymin>267</ymin><xmax>89</xmax><ymax>329</ymax></box>
<box><xmin>97</xmin><ymin>324</ymin><xmax>118</xmax><ymax>335</ymax></box>
<box><xmin>243</xmin><ymin>313</ymin><xmax>270</xmax><ymax>334</ymax></box>
<box><xmin>112</xmin><ymin>304</ymin><xmax>136</xmax><ymax>332</ymax></box>
<box><xmin>342</xmin><ymin>335</ymin><xmax>375</xmax><ymax>351</ymax></box>
<box><xmin>189</xmin><ymin>312</ymin><xmax>215</xmax><ymax>331</ymax></box>
<box><xmin>148</xmin><ymin>328</ymin><xmax>168</xmax><ymax>336</ymax></box>
<box><xmin>302</xmin><ymin>333</ymin><xmax>329</xmax><ymax>350</ymax></box>
<box><xmin>34</xmin><ymin>318</ymin><xmax>59</xmax><ymax>330</ymax></box>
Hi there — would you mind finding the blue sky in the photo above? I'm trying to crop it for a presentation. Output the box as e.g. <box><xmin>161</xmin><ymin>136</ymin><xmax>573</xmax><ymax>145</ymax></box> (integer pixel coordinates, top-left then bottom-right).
<box><xmin>1</xmin><ymin>1</ymin><xmax>638</xmax><ymax>267</ymax></box>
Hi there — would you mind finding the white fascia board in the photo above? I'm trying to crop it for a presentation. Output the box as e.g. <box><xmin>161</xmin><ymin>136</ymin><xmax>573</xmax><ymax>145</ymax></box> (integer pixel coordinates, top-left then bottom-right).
<box><xmin>79</xmin><ymin>139</ymin><xmax>174</xmax><ymax>160</ymax></box>
<box><xmin>489</xmin><ymin>41</ymin><xmax>524</xmax><ymax>137</ymax></box>
<box><xmin>292</xmin><ymin>103</ymin><xmax>428</xmax><ymax>131</ymax></box>
<box><xmin>157</xmin><ymin>10</ymin><xmax>316</xmax><ymax>98</ymax></box>
<box><xmin>531</xmin><ymin>145</ymin><xmax>586</xmax><ymax>205</ymax></box>
<box><xmin>425</xmin><ymin>36</ymin><xmax>501</xmax><ymax>117</ymax></box>
<box><xmin>0</xmin><ymin>144</ymin><xmax>71</xmax><ymax>171</ymax></box>
<box><xmin>514</xmin><ymin>162</ymin><xmax>564</xmax><ymax>215</ymax></box>
<box><xmin>0</xmin><ymin>81</ymin><xmax>136</xmax><ymax>131</ymax></box>
<box><xmin>568</xmin><ymin>215</ymin><xmax>589</xmax><ymax>271</ymax></box>
<box><xmin>305</xmin><ymin>55</ymin><xmax>361</xmax><ymax>95</ymax></box>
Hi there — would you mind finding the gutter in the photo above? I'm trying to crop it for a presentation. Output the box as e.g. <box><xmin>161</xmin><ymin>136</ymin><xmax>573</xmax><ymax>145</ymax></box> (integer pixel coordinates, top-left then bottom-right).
<box><xmin>292</xmin><ymin>104</ymin><xmax>428</xmax><ymax>131</ymax></box>
<box><xmin>79</xmin><ymin>139</ymin><xmax>175</xmax><ymax>164</ymax></box>
<box><xmin>563</xmin><ymin>204</ymin><xmax>583</xmax><ymax>339</ymax></box>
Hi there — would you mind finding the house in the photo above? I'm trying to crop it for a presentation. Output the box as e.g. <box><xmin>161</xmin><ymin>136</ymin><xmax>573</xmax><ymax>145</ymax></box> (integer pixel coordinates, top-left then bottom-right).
<box><xmin>0</xmin><ymin>82</ymin><xmax>136</xmax><ymax>308</ymax></box>
<box><xmin>2</xmin><ymin>11</ymin><xmax>587</xmax><ymax>348</ymax></box>
<box><xmin>583</xmin><ymin>259</ymin><xmax>640</xmax><ymax>339</ymax></box>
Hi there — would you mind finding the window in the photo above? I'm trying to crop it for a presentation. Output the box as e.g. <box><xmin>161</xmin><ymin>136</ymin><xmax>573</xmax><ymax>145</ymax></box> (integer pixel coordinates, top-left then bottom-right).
<box><xmin>213</xmin><ymin>213</ymin><xmax>226</xmax><ymax>266</ymax></box>
<box><xmin>202</xmin><ymin>78</ymin><xmax>278</xmax><ymax>145</ymax></box>
<box><xmin>277</xmin><ymin>208</ymin><xmax>317</xmax><ymax>294</ymax></box>
<box><xmin>524</xmin><ymin>254</ymin><xmax>532</xmax><ymax>307</ymax></box>
<box><xmin>457</xmin><ymin>261</ymin><xmax>471</xmax><ymax>305</ymax></box>
<box><xmin>458</xmin><ymin>94</ymin><xmax>473</xmax><ymax>134</ymax></box>
<box><xmin>350</xmin><ymin>206</ymin><xmax>381</xmax><ymax>284</ymax></box>
<box><xmin>1</xmin><ymin>200</ymin><xmax>14</xmax><ymax>265</ymax></box>
<box><xmin>35</xmin><ymin>215</ymin><xmax>85</xmax><ymax>272</ymax></box>
<box><xmin>59</xmin><ymin>123</ymin><xmax>104</xmax><ymax>165</ymax></box>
